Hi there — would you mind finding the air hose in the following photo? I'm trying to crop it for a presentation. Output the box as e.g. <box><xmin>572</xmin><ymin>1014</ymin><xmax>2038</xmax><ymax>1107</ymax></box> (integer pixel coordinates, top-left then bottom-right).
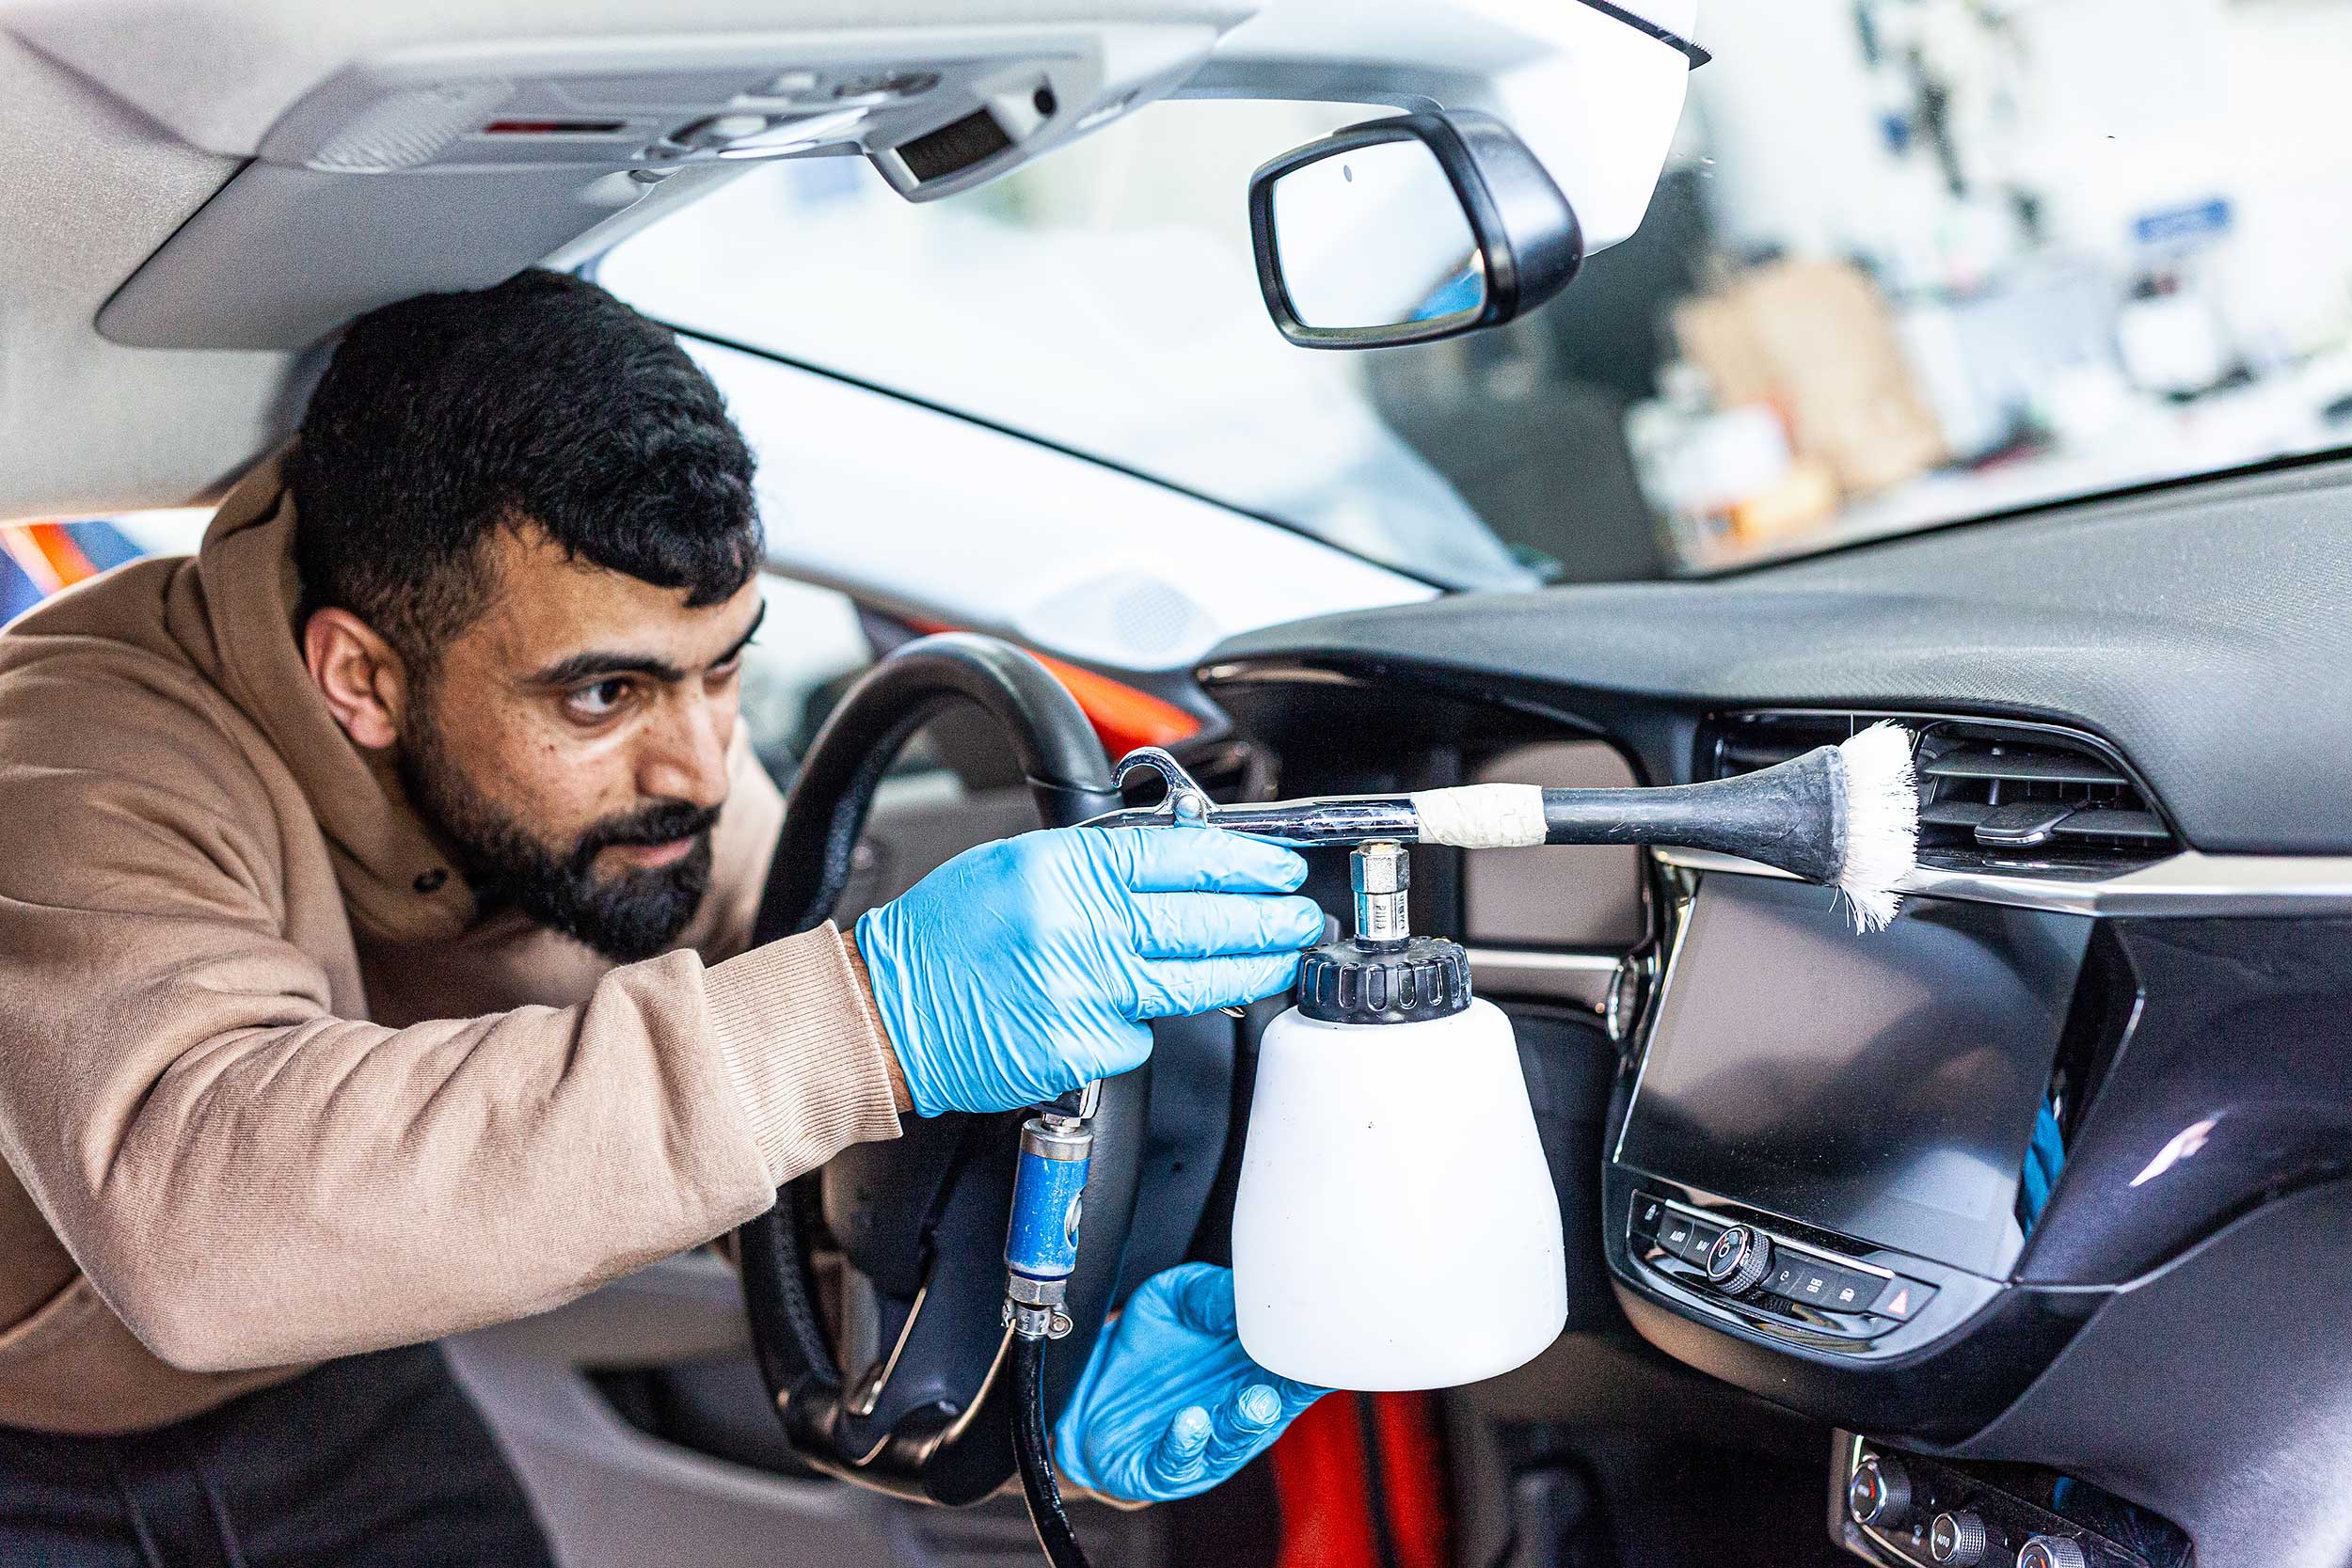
<box><xmin>1011</xmin><ymin>1332</ymin><xmax>1090</xmax><ymax>1568</ymax></box>
<box><xmin>1004</xmin><ymin>1084</ymin><xmax>1099</xmax><ymax>1567</ymax></box>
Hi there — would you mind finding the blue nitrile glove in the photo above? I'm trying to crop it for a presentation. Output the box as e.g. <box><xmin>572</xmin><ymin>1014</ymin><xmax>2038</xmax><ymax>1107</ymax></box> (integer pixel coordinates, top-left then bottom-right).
<box><xmin>1056</xmin><ymin>1263</ymin><xmax>1328</xmax><ymax>1503</ymax></box>
<box><xmin>854</xmin><ymin>827</ymin><xmax>1322</xmax><ymax>1117</ymax></box>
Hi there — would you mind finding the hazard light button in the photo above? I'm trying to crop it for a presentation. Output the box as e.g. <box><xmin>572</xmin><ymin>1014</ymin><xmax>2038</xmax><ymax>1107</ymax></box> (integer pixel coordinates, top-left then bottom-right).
<box><xmin>1868</xmin><ymin>1276</ymin><xmax>1937</xmax><ymax>1322</ymax></box>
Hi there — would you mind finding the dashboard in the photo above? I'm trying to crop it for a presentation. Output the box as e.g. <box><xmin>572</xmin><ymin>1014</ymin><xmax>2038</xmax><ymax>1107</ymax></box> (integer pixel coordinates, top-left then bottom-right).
<box><xmin>1189</xmin><ymin>456</ymin><xmax>2352</xmax><ymax>1568</ymax></box>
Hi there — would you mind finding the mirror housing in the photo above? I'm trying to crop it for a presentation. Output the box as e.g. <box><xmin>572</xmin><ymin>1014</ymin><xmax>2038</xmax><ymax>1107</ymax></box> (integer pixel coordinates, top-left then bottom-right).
<box><xmin>1248</xmin><ymin>110</ymin><xmax>1584</xmax><ymax>350</ymax></box>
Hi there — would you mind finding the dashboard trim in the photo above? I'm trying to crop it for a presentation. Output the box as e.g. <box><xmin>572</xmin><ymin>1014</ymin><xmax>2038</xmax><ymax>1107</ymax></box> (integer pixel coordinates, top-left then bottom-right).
<box><xmin>1652</xmin><ymin>847</ymin><xmax>2352</xmax><ymax>917</ymax></box>
<box><xmin>1462</xmin><ymin>945</ymin><xmax>1618</xmax><ymax>1007</ymax></box>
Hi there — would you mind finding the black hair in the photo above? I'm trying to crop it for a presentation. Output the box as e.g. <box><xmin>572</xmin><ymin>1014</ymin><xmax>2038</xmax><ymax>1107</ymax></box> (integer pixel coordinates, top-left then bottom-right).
<box><xmin>289</xmin><ymin>270</ymin><xmax>759</xmax><ymax>669</ymax></box>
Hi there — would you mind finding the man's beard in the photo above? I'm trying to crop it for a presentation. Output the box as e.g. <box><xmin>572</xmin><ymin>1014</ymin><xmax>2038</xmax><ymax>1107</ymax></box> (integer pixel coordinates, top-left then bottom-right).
<box><xmin>398</xmin><ymin>706</ymin><xmax>720</xmax><ymax>965</ymax></box>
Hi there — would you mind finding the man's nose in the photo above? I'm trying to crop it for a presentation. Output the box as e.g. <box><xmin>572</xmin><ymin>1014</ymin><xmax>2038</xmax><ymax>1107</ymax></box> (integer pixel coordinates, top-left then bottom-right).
<box><xmin>637</xmin><ymin>694</ymin><xmax>731</xmax><ymax>809</ymax></box>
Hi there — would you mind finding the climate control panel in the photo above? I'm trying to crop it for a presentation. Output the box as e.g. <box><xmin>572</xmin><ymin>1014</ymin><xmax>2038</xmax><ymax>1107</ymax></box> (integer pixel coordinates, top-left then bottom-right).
<box><xmin>1629</xmin><ymin>1191</ymin><xmax>1937</xmax><ymax>1339</ymax></box>
<box><xmin>1832</xmin><ymin>1437</ymin><xmax>2185</xmax><ymax>1568</ymax></box>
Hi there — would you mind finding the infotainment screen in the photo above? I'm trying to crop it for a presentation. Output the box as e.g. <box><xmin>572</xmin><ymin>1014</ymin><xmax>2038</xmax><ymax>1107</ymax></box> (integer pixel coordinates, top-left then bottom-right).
<box><xmin>1615</xmin><ymin>875</ymin><xmax>2092</xmax><ymax>1278</ymax></box>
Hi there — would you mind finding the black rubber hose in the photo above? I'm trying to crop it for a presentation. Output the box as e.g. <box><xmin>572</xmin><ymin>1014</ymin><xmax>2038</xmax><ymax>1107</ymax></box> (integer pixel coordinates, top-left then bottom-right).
<box><xmin>1011</xmin><ymin>1334</ymin><xmax>1091</xmax><ymax>1568</ymax></box>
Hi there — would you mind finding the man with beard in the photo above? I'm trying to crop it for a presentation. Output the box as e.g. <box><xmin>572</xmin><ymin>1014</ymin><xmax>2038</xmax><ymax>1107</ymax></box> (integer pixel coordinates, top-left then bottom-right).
<box><xmin>0</xmin><ymin>272</ymin><xmax>1327</xmax><ymax>1564</ymax></box>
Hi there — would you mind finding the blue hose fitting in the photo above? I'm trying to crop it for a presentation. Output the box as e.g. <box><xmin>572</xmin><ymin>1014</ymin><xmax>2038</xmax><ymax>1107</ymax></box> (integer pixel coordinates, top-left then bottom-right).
<box><xmin>1005</xmin><ymin>1114</ymin><xmax>1092</xmax><ymax>1341</ymax></box>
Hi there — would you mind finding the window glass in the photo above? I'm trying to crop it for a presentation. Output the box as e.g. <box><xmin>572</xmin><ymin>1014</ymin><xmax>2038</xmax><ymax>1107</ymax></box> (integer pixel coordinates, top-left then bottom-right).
<box><xmin>602</xmin><ymin>1</ymin><xmax>2352</xmax><ymax>582</ymax></box>
<box><xmin>735</xmin><ymin>574</ymin><xmax>870</xmax><ymax>782</ymax></box>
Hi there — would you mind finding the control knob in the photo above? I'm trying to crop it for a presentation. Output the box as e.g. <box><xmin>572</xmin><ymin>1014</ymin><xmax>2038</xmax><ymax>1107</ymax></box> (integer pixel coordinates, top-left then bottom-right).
<box><xmin>1704</xmin><ymin>1225</ymin><xmax>1772</xmax><ymax>1295</ymax></box>
<box><xmin>1847</xmin><ymin>1454</ymin><xmax>1913</xmax><ymax>1529</ymax></box>
<box><xmin>2018</xmin><ymin>1537</ymin><xmax>2088</xmax><ymax>1568</ymax></box>
<box><xmin>1930</xmin><ymin>1511</ymin><xmax>1990</xmax><ymax>1566</ymax></box>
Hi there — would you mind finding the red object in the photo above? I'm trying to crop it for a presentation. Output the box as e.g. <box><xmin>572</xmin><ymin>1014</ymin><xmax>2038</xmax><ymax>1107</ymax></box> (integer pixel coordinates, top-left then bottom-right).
<box><xmin>1269</xmin><ymin>1392</ymin><xmax>1452</xmax><ymax>1568</ymax></box>
<box><xmin>900</xmin><ymin>618</ymin><xmax>1203</xmax><ymax>758</ymax></box>
<box><xmin>480</xmin><ymin>118</ymin><xmax>628</xmax><ymax>135</ymax></box>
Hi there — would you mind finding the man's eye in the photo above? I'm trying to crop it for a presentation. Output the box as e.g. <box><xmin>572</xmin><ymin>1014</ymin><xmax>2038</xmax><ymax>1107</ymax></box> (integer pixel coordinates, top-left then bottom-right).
<box><xmin>567</xmin><ymin>678</ymin><xmax>633</xmax><ymax>719</ymax></box>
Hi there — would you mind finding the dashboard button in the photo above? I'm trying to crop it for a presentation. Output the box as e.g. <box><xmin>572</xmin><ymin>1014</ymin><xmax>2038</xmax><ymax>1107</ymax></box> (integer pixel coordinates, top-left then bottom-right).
<box><xmin>1847</xmin><ymin>1454</ymin><xmax>1913</xmax><ymax>1528</ymax></box>
<box><xmin>1790</xmin><ymin>1263</ymin><xmax>1838</xmax><ymax>1305</ymax></box>
<box><xmin>1819</xmin><ymin>1267</ymin><xmax>1878</xmax><ymax>1313</ymax></box>
<box><xmin>1930</xmin><ymin>1511</ymin><xmax>1990</xmax><ymax>1565</ymax></box>
<box><xmin>1629</xmin><ymin>1192</ymin><xmax>1667</xmax><ymax>1240</ymax></box>
<box><xmin>1705</xmin><ymin>1226</ymin><xmax>1772</xmax><ymax>1294</ymax></box>
<box><xmin>1658</xmin><ymin>1212</ymin><xmax>1696</xmax><ymax>1258</ymax></box>
<box><xmin>1684</xmin><ymin>1219</ymin><xmax>1725</xmax><ymax>1260</ymax></box>
<box><xmin>1870</xmin><ymin>1276</ymin><xmax>1938</xmax><ymax>1321</ymax></box>
<box><xmin>2018</xmin><ymin>1536</ymin><xmax>2088</xmax><ymax>1568</ymax></box>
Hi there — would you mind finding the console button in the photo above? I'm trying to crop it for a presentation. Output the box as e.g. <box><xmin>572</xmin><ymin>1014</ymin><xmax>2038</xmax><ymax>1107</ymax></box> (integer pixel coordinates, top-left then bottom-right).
<box><xmin>1657</xmin><ymin>1212</ymin><xmax>1697</xmax><ymax>1258</ymax></box>
<box><xmin>1847</xmin><ymin>1454</ymin><xmax>1913</xmax><ymax>1528</ymax></box>
<box><xmin>1930</xmin><ymin>1511</ymin><xmax>1990</xmax><ymax>1566</ymax></box>
<box><xmin>1764</xmin><ymin>1257</ymin><xmax>1806</xmax><ymax>1297</ymax></box>
<box><xmin>2018</xmin><ymin>1536</ymin><xmax>2089</xmax><ymax>1568</ymax></box>
<box><xmin>1788</xmin><ymin>1262</ymin><xmax>1839</xmax><ymax>1306</ymax></box>
<box><xmin>1685</xmin><ymin>1219</ymin><xmax>1726</xmax><ymax>1261</ymax></box>
<box><xmin>1629</xmin><ymin>1192</ymin><xmax>1667</xmax><ymax>1240</ymax></box>
<box><xmin>1870</xmin><ymin>1276</ymin><xmax>1939</xmax><ymax>1322</ymax></box>
<box><xmin>1819</xmin><ymin>1266</ymin><xmax>1879</xmax><ymax>1314</ymax></box>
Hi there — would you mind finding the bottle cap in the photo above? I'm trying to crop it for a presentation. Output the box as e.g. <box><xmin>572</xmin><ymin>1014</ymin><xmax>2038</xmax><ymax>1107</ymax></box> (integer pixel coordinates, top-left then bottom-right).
<box><xmin>1297</xmin><ymin>935</ymin><xmax>1473</xmax><ymax>1025</ymax></box>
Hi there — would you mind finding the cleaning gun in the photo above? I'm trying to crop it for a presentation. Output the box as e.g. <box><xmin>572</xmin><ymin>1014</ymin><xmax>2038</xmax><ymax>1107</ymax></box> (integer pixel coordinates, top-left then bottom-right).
<box><xmin>1098</xmin><ymin>724</ymin><xmax>1919</xmax><ymax>933</ymax></box>
<box><xmin>1001</xmin><ymin>726</ymin><xmax>1920</xmax><ymax>1567</ymax></box>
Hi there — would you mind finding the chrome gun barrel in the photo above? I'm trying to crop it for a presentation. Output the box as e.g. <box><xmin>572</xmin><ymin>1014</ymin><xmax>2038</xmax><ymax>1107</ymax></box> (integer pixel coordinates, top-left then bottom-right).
<box><xmin>1085</xmin><ymin>748</ymin><xmax>1423</xmax><ymax>847</ymax></box>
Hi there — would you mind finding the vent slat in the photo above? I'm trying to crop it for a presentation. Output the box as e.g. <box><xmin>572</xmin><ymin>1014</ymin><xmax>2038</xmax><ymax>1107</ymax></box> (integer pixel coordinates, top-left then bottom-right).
<box><xmin>2052</xmin><ymin>809</ymin><xmax>2171</xmax><ymax>842</ymax></box>
<box><xmin>1721</xmin><ymin>741</ymin><xmax>1806</xmax><ymax>769</ymax></box>
<box><xmin>1975</xmin><ymin>800</ymin><xmax>2077</xmax><ymax>847</ymax></box>
<box><xmin>1921</xmin><ymin>749</ymin><xmax>2128</xmax><ymax>786</ymax></box>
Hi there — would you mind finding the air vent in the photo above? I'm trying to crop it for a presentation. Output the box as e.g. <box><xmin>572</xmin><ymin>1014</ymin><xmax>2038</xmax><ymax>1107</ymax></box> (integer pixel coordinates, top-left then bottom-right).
<box><xmin>1703</xmin><ymin>712</ymin><xmax>2181</xmax><ymax>876</ymax></box>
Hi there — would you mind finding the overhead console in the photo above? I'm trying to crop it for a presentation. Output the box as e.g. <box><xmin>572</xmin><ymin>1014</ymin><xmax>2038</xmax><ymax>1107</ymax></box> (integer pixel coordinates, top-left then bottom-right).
<box><xmin>80</xmin><ymin>13</ymin><xmax>1241</xmax><ymax>350</ymax></box>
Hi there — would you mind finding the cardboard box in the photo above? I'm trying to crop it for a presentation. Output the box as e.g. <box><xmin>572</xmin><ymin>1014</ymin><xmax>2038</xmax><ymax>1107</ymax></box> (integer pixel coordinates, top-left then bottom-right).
<box><xmin>1674</xmin><ymin>261</ymin><xmax>1948</xmax><ymax>496</ymax></box>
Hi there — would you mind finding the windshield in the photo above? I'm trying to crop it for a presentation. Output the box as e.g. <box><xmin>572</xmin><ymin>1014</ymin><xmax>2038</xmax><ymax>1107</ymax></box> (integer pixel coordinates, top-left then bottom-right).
<box><xmin>600</xmin><ymin>5</ymin><xmax>2352</xmax><ymax>585</ymax></box>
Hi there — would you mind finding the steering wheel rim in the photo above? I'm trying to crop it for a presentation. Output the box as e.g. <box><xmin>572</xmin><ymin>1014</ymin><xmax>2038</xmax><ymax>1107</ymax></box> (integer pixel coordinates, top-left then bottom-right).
<box><xmin>736</xmin><ymin>632</ymin><xmax>1132</xmax><ymax>1506</ymax></box>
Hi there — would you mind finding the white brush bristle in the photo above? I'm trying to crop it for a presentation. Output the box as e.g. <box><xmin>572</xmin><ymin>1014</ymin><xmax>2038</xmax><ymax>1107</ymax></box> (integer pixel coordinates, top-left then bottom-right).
<box><xmin>1835</xmin><ymin>723</ymin><xmax>1919</xmax><ymax>933</ymax></box>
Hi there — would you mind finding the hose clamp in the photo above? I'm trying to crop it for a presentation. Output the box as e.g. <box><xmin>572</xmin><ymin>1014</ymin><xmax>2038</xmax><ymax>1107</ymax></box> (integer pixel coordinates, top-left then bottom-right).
<box><xmin>1004</xmin><ymin>1298</ymin><xmax>1074</xmax><ymax>1340</ymax></box>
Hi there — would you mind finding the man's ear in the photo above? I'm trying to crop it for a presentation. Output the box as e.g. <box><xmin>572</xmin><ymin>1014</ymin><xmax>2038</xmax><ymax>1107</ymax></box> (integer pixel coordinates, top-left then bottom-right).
<box><xmin>302</xmin><ymin>608</ymin><xmax>409</xmax><ymax>751</ymax></box>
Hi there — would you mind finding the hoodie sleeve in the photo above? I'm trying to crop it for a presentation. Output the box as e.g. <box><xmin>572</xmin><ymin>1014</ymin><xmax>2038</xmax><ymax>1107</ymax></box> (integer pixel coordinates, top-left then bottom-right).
<box><xmin>0</xmin><ymin>657</ymin><xmax>898</xmax><ymax>1376</ymax></box>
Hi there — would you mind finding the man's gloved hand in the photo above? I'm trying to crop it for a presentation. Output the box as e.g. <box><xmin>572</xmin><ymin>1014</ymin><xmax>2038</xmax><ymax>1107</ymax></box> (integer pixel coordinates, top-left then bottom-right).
<box><xmin>1055</xmin><ymin>1263</ymin><xmax>1327</xmax><ymax>1504</ymax></box>
<box><xmin>854</xmin><ymin>827</ymin><xmax>1321</xmax><ymax>1118</ymax></box>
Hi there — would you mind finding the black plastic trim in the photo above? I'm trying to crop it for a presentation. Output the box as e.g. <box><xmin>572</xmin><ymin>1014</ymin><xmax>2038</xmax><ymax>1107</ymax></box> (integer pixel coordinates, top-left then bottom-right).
<box><xmin>1200</xmin><ymin>452</ymin><xmax>2352</xmax><ymax>856</ymax></box>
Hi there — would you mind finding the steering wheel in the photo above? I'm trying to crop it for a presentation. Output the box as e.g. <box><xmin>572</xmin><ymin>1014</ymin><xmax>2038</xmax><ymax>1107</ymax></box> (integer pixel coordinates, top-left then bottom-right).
<box><xmin>735</xmin><ymin>632</ymin><xmax>1136</xmax><ymax>1505</ymax></box>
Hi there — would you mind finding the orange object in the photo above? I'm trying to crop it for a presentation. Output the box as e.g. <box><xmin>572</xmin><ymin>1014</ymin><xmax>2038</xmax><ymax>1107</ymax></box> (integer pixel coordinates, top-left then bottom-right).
<box><xmin>902</xmin><ymin>618</ymin><xmax>1201</xmax><ymax>757</ymax></box>
<box><xmin>1</xmin><ymin>521</ymin><xmax>100</xmax><ymax>596</ymax></box>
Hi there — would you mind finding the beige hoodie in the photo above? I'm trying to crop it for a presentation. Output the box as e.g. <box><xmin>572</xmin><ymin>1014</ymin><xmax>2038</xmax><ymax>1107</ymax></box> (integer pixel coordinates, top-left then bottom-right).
<box><xmin>0</xmin><ymin>461</ymin><xmax>901</xmax><ymax>1434</ymax></box>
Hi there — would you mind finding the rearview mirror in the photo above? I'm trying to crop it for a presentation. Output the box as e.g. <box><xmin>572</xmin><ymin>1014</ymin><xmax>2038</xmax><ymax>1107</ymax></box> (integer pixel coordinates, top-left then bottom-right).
<box><xmin>1248</xmin><ymin>111</ymin><xmax>1584</xmax><ymax>350</ymax></box>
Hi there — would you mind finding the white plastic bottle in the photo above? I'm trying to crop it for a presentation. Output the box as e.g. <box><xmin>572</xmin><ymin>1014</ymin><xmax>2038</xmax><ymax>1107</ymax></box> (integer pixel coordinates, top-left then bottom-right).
<box><xmin>1231</xmin><ymin>844</ymin><xmax>1566</xmax><ymax>1391</ymax></box>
